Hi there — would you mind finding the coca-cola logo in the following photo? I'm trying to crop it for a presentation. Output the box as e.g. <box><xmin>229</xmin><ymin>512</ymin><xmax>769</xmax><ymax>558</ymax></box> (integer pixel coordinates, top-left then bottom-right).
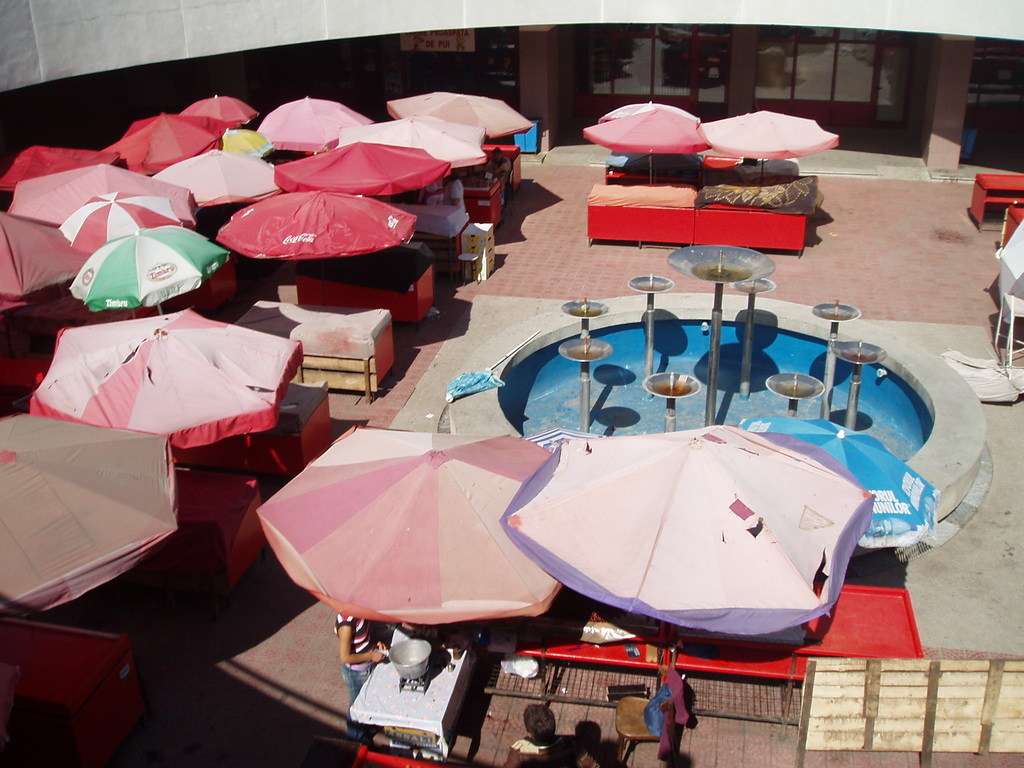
<box><xmin>147</xmin><ymin>263</ymin><xmax>178</xmax><ymax>282</ymax></box>
<box><xmin>283</xmin><ymin>233</ymin><xmax>316</xmax><ymax>244</ymax></box>
<box><xmin>387</xmin><ymin>215</ymin><xmax>400</xmax><ymax>229</ymax></box>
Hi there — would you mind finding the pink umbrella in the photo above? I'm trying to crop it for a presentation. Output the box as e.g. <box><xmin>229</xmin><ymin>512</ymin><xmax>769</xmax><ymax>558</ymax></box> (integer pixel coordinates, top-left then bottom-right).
<box><xmin>59</xmin><ymin>192</ymin><xmax>184</xmax><ymax>253</ymax></box>
<box><xmin>0</xmin><ymin>146</ymin><xmax>120</xmax><ymax>192</ymax></box>
<box><xmin>583</xmin><ymin>109</ymin><xmax>709</xmax><ymax>154</ymax></box>
<box><xmin>274</xmin><ymin>143</ymin><xmax>450</xmax><ymax>196</ymax></box>
<box><xmin>153</xmin><ymin>150</ymin><xmax>280</xmax><ymax>206</ymax></box>
<box><xmin>9</xmin><ymin>164</ymin><xmax>197</xmax><ymax>228</ymax></box>
<box><xmin>104</xmin><ymin>113</ymin><xmax>226</xmax><ymax>175</ymax></box>
<box><xmin>257</xmin><ymin>427</ymin><xmax>561</xmax><ymax>623</ymax></box>
<box><xmin>0</xmin><ymin>212</ymin><xmax>89</xmax><ymax>311</ymax></box>
<box><xmin>257</xmin><ymin>97</ymin><xmax>374</xmax><ymax>153</ymax></box>
<box><xmin>598</xmin><ymin>102</ymin><xmax>699</xmax><ymax>123</ymax></box>
<box><xmin>216</xmin><ymin>190</ymin><xmax>416</xmax><ymax>260</ymax></box>
<box><xmin>698</xmin><ymin>110</ymin><xmax>840</xmax><ymax>160</ymax></box>
<box><xmin>179</xmin><ymin>95</ymin><xmax>258</xmax><ymax>127</ymax></box>
<box><xmin>29</xmin><ymin>309</ymin><xmax>302</xmax><ymax>449</ymax></box>
<box><xmin>386</xmin><ymin>91</ymin><xmax>533</xmax><ymax>138</ymax></box>
<box><xmin>0</xmin><ymin>414</ymin><xmax>178</xmax><ymax>615</ymax></box>
<box><xmin>502</xmin><ymin>426</ymin><xmax>873</xmax><ymax>636</ymax></box>
<box><xmin>337</xmin><ymin>115</ymin><xmax>486</xmax><ymax>168</ymax></box>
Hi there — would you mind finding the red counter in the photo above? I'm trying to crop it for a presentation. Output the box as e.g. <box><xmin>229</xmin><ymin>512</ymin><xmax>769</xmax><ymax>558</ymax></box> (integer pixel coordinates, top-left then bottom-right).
<box><xmin>464</xmin><ymin>180</ymin><xmax>502</xmax><ymax>225</ymax></box>
<box><xmin>0</xmin><ymin>619</ymin><xmax>145</xmax><ymax>768</ymax></box>
<box><xmin>296</xmin><ymin>266</ymin><xmax>434</xmax><ymax>324</ymax></box>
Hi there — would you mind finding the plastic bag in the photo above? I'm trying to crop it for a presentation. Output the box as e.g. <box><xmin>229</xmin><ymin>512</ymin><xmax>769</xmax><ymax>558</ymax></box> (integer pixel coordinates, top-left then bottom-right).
<box><xmin>500</xmin><ymin>654</ymin><xmax>540</xmax><ymax>679</ymax></box>
<box><xmin>643</xmin><ymin>682</ymin><xmax>672</xmax><ymax>736</ymax></box>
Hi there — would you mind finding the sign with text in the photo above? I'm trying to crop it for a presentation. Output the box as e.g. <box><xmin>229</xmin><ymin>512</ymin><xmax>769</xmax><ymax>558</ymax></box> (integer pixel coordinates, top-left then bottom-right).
<box><xmin>400</xmin><ymin>29</ymin><xmax>475</xmax><ymax>53</ymax></box>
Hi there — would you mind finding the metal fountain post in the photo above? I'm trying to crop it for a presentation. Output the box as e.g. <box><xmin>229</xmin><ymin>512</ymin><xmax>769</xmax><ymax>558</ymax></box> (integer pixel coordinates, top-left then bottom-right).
<box><xmin>628</xmin><ymin>275</ymin><xmax>675</xmax><ymax>382</ymax></box>
<box><xmin>731</xmin><ymin>278</ymin><xmax>777</xmax><ymax>399</ymax></box>
<box><xmin>558</xmin><ymin>336</ymin><xmax>613</xmax><ymax>432</ymax></box>
<box><xmin>668</xmin><ymin>245</ymin><xmax>775</xmax><ymax>427</ymax></box>
<box><xmin>834</xmin><ymin>341</ymin><xmax>886</xmax><ymax>430</ymax></box>
<box><xmin>643</xmin><ymin>372</ymin><xmax>701</xmax><ymax>432</ymax></box>
<box><xmin>561</xmin><ymin>298</ymin><xmax>608</xmax><ymax>340</ymax></box>
<box><xmin>765</xmin><ymin>372</ymin><xmax>824</xmax><ymax>418</ymax></box>
<box><xmin>811</xmin><ymin>301</ymin><xmax>861</xmax><ymax>420</ymax></box>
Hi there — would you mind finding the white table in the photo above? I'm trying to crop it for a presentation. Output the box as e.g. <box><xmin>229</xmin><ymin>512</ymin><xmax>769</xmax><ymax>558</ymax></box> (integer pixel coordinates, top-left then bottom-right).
<box><xmin>350</xmin><ymin>635</ymin><xmax>475</xmax><ymax>760</ymax></box>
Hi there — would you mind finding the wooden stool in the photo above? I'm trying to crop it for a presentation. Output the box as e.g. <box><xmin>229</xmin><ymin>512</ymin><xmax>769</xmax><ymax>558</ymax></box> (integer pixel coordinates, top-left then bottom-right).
<box><xmin>615</xmin><ymin>696</ymin><xmax>676</xmax><ymax>766</ymax></box>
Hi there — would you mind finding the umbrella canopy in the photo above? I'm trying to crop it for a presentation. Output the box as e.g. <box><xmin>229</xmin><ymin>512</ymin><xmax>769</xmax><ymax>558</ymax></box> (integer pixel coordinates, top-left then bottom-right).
<box><xmin>59</xmin><ymin>192</ymin><xmax>184</xmax><ymax>253</ymax></box>
<box><xmin>274</xmin><ymin>143</ymin><xmax>450</xmax><ymax>196</ymax></box>
<box><xmin>599</xmin><ymin>102</ymin><xmax>699</xmax><ymax>123</ymax></box>
<box><xmin>337</xmin><ymin>116</ymin><xmax>487</xmax><ymax>168</ymax></box>
<box><xmin>180</xmin><ymin>95</ymin><xmax>258</xmax><ymax>127</ymax></box>
<box><xmin>69</xmin><ymin>226</ymin><xmax>229</xmax><ymax>311</ymax></box>
<box><xmin>216</xmin><ymin>190</ymin><xmax>416</xmax><ymax>260</ymax></box>
<box><xmin>104</xmin><ymin>113</ymin><xmax>226</xmax><ymax>175</ymax></box>
<box><xmin>153</xmin><ymin>150</ymin><xmax>280</xmax><ymax>206</ymax></box>
<box><xmin>0</xmin><ymin>212</ymin><xmax>89</xmax><ymax>311</ymax></box>
<box><xmin>739</xmin><ymin>417</ymin><xmax>939</xmax><ymax>550</ymax></box>
<box><xmin>221</xmin><ymin>129</ymin><xmax>275</xmax><ymax>158</ymax></box>
<box><xmin>257</xmin><ymin>427</ymin><xmax>561</xmax><ymax>623</ymax></box>
<box><xmin>0</xmin><ymin>146</ymin><xmax>120</xmax><ymax>192</ymax></box>
<box><xmin>524</xmin><ymin>427</ymin><xmax>602</xmax><ymax>452</ymax></box>
<box><xmin>502</xmin><ymin>426</ymin><xmax>874</xmax><ymax>635</ymax></box>
<box><xmin>29</xmin><ymin>309</ymin><xmax>302</xmax><ymax>449</ymax></box>
<box><xmin>584</xmin><ymin>109</ymin><xmax>709</xmax><ymax>154</ymax></box>
<box><xmin>698</xmin><ymin>110</ymin><xmax>840</xmax><ymax>160</ymax></box>
<box><xmin>387</xmin><ymin>91</ymin><xmax>533</xmax><ymax>138</ymax></box>
<box><xmin>257</xmin><ymin>97</ymin><xmax>374</xmax><ymax>153</ymax></box>
<box><xmin>9</xmin><ymin>164</ymin><xmax>197</xmax><ymax>228</ymax></box>
<box><xmin>0</xmin><ymin>414</ymin><xmax>177</xmax><ymax>615</ymax></box>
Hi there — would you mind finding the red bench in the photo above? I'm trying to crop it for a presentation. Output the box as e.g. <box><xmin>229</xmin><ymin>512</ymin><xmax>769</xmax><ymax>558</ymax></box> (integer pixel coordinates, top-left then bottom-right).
<box><xmin>969</xmin><ymin>173</ymin><xmax>1024</xmax><ymax>230</ymax></box>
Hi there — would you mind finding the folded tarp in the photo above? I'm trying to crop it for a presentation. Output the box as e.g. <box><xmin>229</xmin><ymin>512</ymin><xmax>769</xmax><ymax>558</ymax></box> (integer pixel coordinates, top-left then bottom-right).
<box><xmin>587</xmin><ymin>183</ymin><xmax>698</xmax><ymax>208</ymax></box>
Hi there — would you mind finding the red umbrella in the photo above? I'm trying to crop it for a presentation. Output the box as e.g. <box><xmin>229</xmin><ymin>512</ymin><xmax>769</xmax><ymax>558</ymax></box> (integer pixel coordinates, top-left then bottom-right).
<box><xmin>29</xmin><ymin>309</ymin><xmax>302</xmax><ymax>449</ymax></box>
<box><xmin>257</xmin><ymin>97</ymin><xmax>374</xmax><ymax>153</ymax></box>
<box><xmin>698</xmin><ymin>110</ymin><xmax>839</xmax><ymax>160</ymax></box>
<box><xmin>179</xmin><ymin>95</ymin><xmax>258</xmax><ymax>127</ymax></box>
<box><xmin>216</xmin><ymin>191</ymin><xmax>416</xmax><ymax>259</ymax></box>
<box><xmin>9</xmin><ymin>164</ymin><xmax>197</xmax><ymax>228</ymax></box>
<box><xmin>0</xmin><ymin>212</ymin><xmax>88</xmax><ymax>311</ymax></box>
<box><xmin>386</xmin><ymin>91</ymin><xmax>533</xmax><ymax>138</ymax></box>
<box><xmin>0</xmin><ymin>146</ymin><xmax>120</xmax><ymax>192</ymax></box>
<box><xmin>583</xmin><ymin>109</ymin><xmax>709</xmax><ymax>154</ymax></box>
<box><xmin>274</xmin><ymin>143</ymin><xmax>450</xmax><ymax>196</ymax></box>
<box><xmin>104</xmin><ymin>113</ymin><xmax>225</xmax><ymax>175</ymax></box>
<box><xmin>59</xmin><ymin>192</ymin><xmax>184</xmax><ymax>253</ymax></box>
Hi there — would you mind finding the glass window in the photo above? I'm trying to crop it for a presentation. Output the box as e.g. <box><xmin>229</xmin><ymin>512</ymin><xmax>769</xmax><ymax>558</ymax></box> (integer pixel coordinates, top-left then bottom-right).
<box><xmin>834</xmin><ymin>43</ymin><xmax>874</xmax><ymax>102</ymax></box>
<box><xmin>794</xmin><ymin>43</ymin><xmax>835</xmax><ymax>100</ymax></box>
<box><xmin>876</xmin><ymin>46</ymin><xmax>910</xmax><ymax>122</ymax></box>
<box><xmin>756</xmin><ymin>41</ymin><xmax>794</xmax><ymax>99</ymax></box>
<box><xmin>799</xmin><ymin>27</ymin><xmax>834</xmax><ymax>40</ymax></box>
<box><xmin>761</xmin><ymin>26</ymin><xmax>796</xmax><ymax>39</ymax></box>
<box><xmin>655</xmin><ymin>37</ymin><xmax>690</xmax><ymax>97</ymax></box>
<box><xmin>839</xmin><ymin>28</ymin><xmax>876</xmax><ymax>42</ymax></box>
<box><xmin>698</xmin><ymin>40</ymin><xmax>729</xmax><ymax>104</ymax></box>
<box><xmin>613</xmin><ymin>37</ymin><xmax>652</xmax><ymax>95</ymax></box>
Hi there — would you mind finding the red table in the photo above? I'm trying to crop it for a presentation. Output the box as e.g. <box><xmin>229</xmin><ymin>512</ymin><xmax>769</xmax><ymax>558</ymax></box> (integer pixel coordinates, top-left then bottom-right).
<box><xmin>969</xmin><ymin>173</ymin><xmax>1024</xmax><ymax>230</ymax></box>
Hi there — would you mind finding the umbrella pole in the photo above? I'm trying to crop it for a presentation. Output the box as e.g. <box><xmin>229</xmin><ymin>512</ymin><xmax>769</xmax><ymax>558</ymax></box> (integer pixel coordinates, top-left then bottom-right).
<box><xmin>705</xmin><ymin>282</ymin><xmax>724</xmax><ymax>427</ymax></box>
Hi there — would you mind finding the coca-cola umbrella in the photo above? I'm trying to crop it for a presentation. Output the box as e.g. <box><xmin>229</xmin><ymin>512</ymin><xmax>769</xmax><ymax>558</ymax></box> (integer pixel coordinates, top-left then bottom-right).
<box><xmin>104</xmin><ymin>113</ymin><xmax>226</xmax><ymax>175</ymax></box>
<box><xmin>337</xmin><ymin>116</ymin><xmax>486</xmax><ymax>168</ymax></box>
<box><xmin>274</xmin><ymin>143</ymin><xmax>450</xmax><ymax>196</ymax></box>
<box><xmin>386</xmin><ymin>91</ymin><xmax>533</xmax><ymax>138</ymax></box>
<box><xmin>216</xmin><ymin>190</ymin><xmax>416</xmax><ymax>260</ymax></box>
<box><xmin>59</xmin><ymin>192</ymin><xmax>185</xmax><ymax>254</ymax></box>
<box><xmin>697</xmin><ymin>110</ymin><xmax>839</xmax><ymax>160</ymax></box>
<box><xmin>153</xmin><ymin>150</ymin><xmax>280</xmax><ymax>207</ymax></box>
<box><xmin>0</xmin><ymin>146</ymin><xmax>120</xmax><ymax>192</ymax></box>
<box><xmin>69</xmin><ymin>226</ymin><xmax>229</xmax><ymax>311</ymax></box>
<box><xmin>9</xmin><ymin>164</ymin><xmax>197</xmax><ymax>228</ymax></box>
<box><xmin>29</xmin><ymin>309</ymin><xmax>302</xmax><ymax>449</ymax></box>
<box><xmin>257</xmin><ymin>427</ymin><xmax>561</xmax><ymax>623</ymax></box>
<box><xmin>0</xmin><ymin>212</ymin><xmax>89</xmax><ymax>312</ymax></box>
<box><xmin>179</xmin><ymin>95</ymin><xmax>258</xmax><ymax>127</ymax></box>
<box><xmin>501</xmin><ymin>426</ymin><xmax>873</xmax><ymax>636</ymax></box>
<box><xmin>0</xmin><ymin>413</ymin><xmax>178</xmax><ymax>615</ymax></box>
<box><xmin>257</xmin><ymin>97</ymin><xmax>374</xmax><ymax>153</ymax></box>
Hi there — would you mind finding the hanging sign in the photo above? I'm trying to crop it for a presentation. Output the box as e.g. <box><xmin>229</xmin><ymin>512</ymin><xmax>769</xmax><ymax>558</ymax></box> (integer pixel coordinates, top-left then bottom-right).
<box><xmin>400</xmin><ymin>29</ymin><xmax>475</xmax><ymax>52</ymax></box>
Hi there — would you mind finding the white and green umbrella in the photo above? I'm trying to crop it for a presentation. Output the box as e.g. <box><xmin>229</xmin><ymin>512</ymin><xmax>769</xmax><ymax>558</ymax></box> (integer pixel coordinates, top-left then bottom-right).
<box><xmin>70</xmin><ymin>225</ymin><xmax>229</xmax><ymax>311</ymax></box>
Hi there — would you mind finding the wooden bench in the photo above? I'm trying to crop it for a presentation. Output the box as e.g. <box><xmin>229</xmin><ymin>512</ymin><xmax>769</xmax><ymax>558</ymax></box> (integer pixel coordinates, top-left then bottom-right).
<box><xmin>970</xmin><ymin>173</ymin><xmax>1024</xmax><ymax>230</ymax></box>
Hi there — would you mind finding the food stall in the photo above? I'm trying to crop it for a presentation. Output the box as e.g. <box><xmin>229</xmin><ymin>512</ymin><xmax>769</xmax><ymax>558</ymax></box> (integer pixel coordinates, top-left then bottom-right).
<box><xmin>349</xmin><ymin>629</ymin><xmax>475</xmax><ymax>761</ymax></box>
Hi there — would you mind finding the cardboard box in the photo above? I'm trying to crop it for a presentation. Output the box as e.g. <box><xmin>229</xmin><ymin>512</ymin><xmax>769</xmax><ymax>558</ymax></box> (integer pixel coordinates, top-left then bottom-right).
<box><xmin>460</xmin><ymin>222</ymin><xmax>495</xmax><ymax>255</ymax></box>
<box><xmin>461</xmin><ymin>248</ymin><xmax>495</xmax><ymax>282</ymax></box>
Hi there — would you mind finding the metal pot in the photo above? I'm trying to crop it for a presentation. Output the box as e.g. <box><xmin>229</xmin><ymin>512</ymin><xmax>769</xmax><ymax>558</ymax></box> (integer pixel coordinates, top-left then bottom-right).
<box><xmin>389</xmin><ymin>639</ymin><xmax>432</xmax><ymax>679</ymax></box>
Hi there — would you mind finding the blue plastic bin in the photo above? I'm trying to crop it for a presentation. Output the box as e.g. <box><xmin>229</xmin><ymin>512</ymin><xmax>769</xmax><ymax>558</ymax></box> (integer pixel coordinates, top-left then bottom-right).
<box><xmin>514</xmin><ymin>119</ymin><xmax>541</xmax><ymax>153</ymax></box>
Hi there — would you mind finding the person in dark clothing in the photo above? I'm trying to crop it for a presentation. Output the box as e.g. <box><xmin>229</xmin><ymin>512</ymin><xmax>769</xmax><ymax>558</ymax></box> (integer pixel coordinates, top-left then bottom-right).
<box><xmin>503</xmin><ymin>704</ymin><xmax>598</xmax><ymax>768</ymax></box>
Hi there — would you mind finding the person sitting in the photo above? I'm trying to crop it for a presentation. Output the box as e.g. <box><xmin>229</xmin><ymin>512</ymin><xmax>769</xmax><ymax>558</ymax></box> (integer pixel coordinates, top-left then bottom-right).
<box><xmin>487</xmin><ymin>147</ymin><xmax>513</xmax><ymax>209</ymax></box>
<box><xmin>443</xmin><ymin>170</ymin><xmax>465</xmax><ymax>210</ymax></box>
<box><xmin>503</xmin><ymin>704</ymin><xmax>598</xmax><ymax>768</ymax></box>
